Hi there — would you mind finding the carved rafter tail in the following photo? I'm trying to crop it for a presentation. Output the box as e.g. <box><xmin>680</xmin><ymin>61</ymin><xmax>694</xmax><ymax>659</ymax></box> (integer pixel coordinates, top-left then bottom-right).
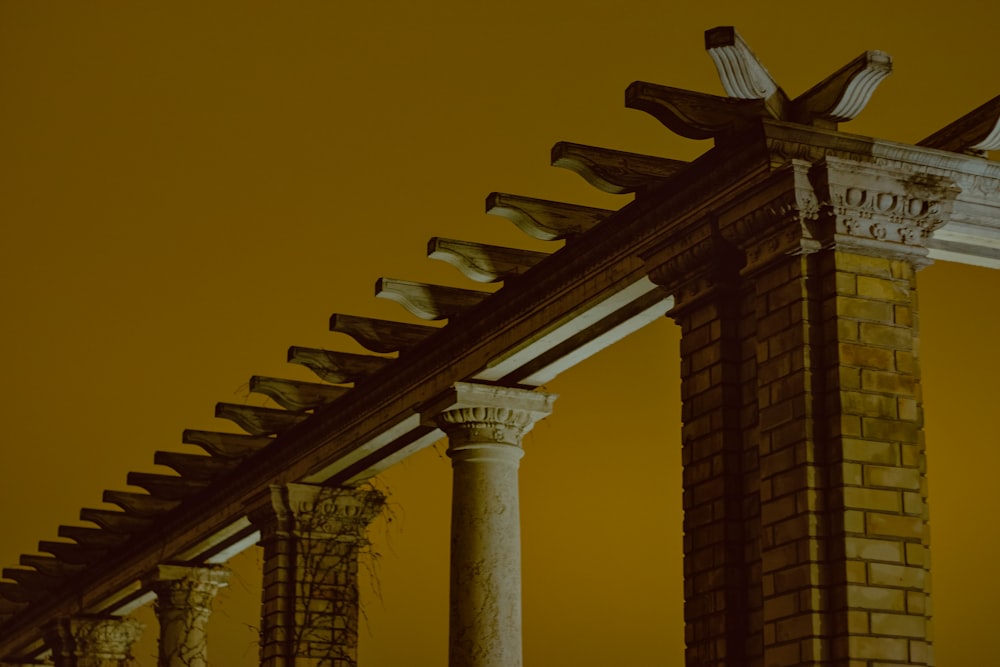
<box><xmin>918</xmin><ymin>94</ymin><xmax>1000</xmax><ymax>155</ymax></box>
<box><xmin>78</xmin><ymin>509</ymin><xmax>152</xmax><ymax>534</ymax></box>
<box><xmin>19</xmin><ymin>556</ymin><xmax>86</xmax><ymax>578</ymax></box>
<box><xmin>214</xmin><ymin>402</ymin><xmax>309</xmax><ymax>436</ymax></box>
<box><xmin>328</xmin><ymin>314</ymin><xmax>436</xmax><ymax>354</ymax></box>
<box><xmin>549</xmin><ymin>142</ymin><xmax>688</xmax><ymax>194</ymax></box>
<box><xmin>250</xmin><ymin>375</ymin><xmax>352</xmax><ymax>411</ymax></box>
<box><xmin>428</xmin><ymin>237</ymin><xmax>549</xmax><ymax>283</ymax></box>
<box><xmin>125</xmin><ymin>472</ymin><xmax>210</xmax><ymax>500</ymax></box>
<box><xmin>153</xmin><ymin>451</ymin><xmax>241</xmax><ymax>480</ymax></box>
<box><xmin>0</xmin><ymin>581</ymin><xmax>49</xmax><ymax>604</ymax></box>
<box><xmin>791</xmin><ymin>51</ymin><xmax>892</xmax><ymax>127</ymax></box>
<box><xmin>37</xmin><ymin>541</ymin><xmax>108</xmax><ymax>565</ymax></box>
<box><xmin>1</xmin><ymin>569</ymin><xmax>61</xmax><ymax>592</ymax></box>
<box><xmin>287</xmin><ymin>346</ymin><xmax>393</xmax><ymax>385</ymax></box>
<box><xmin>102</xmin><ymin>490</ymin><xmax>181</xmax><ymax>517</ymax></box>
<box><xmin>375</xmin><ymin>278</ymin><xmax>491</xmax><ymax>321</ymax></box>
<box><xmin>485</xmin><ymin>192</ymin><xmax>610</xmax><ymax>241</ymax></box>
<box><xmin>56</xmin><ymin>526</ymin><xmax>130</xmax><ymax>550</ymax></box>
<box><xmin>704</xmin><ymin>26</ymin><xmax>790</xmax><ymax>120</ymax></box>
<box><xmin>182</xmin><ymin>429</ymin><xmax>273</xmax><ymax>458</ymax></box>
<box><xmin>625</xmin><ymin>81</ymin><xmax>769</xmax><ymax>140</ymax></box>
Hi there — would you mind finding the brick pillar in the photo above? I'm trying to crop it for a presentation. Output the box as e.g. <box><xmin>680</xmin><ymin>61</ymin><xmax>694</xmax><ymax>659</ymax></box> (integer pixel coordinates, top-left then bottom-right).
<box><xmin>249</xmin><ymin>484</ymin><xmax>385</xmax><ymax>667</ymax></box>
<box><xmin>42</xmin><ymin>616</ymin><xmax>143</xmax><ymax>667</ymax></box>
<box><xmin>424</xmin><ymin>382</ymin><xmax>556</xmax><ymax>667</ymax></box>
<box><xmin>643</xmin><ymin>158</ymin><xmax>956</xmax><ymax>667</ymax></box>
<box><xmin>146</xmin><ymin>564</ymin><xmax>230</xmax><ymax>667</ymax></box>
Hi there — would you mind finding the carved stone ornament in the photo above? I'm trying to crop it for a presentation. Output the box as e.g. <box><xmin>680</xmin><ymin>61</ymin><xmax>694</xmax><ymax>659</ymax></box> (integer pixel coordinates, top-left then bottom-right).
<box><xmin>249</xmin><ymin>483</ymin><xmax>386</xmax><ymax>541</ymax></box>
<box><xmin>44</xmin><ymin>615</ymin><xmax>143</xmax><ymax>664</ymax></box>
<box><xmin>811</xmin><ymin>156</ymin><xmax>961</xmax><ymax>261</ymax></box>
<box><xmin>148</xmin><ymin>565</ymin><xmax>230</xmax><ymax>617</ymax></box>
<box><xmin>437</xmin><ymin>406</ymin><xmax>537</xmax><ymax>448</ymax></box>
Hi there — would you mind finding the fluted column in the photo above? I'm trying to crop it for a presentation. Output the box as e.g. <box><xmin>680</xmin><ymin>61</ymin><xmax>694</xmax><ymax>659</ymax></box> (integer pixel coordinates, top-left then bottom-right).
<box><xmin>426</xmin><ymin>382</ymin><xmax>556</xmax><ymax>667</ymax></box>
<box><xmin>42</xmin><ymin>616</ymin><xmax>143</xmax><ymax>667</ymax></box>
<box><xmin>146</xmin><ymin>564</ymin><xmax>230</xmax><ymax>667</ymax></box>
<box><xmin>248</xmin><ymin>483</ymin><xmax>385</xmax><ymax>667</ymax></box>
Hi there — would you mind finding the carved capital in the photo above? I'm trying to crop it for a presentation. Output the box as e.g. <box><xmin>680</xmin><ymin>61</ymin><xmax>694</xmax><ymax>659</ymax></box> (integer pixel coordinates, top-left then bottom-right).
<box><xmin>147</xmin><ymin>565</ymin><xmax>230</xmax><ymax>617</ymax></box>
<box><xmin>43</xmin><ymin>616</ymin><xmax>143</xmax><ymax>665</ymax></box>
<box><xmin>249</xmin><ymin>484</ymin><xmax>385</xmax><ymax>541</ymax></box>
<box><xmin>810</xmin><ymin>156</ymin><xmax>961</xmax><ymax>263</ymax></box>
<box><xmin>437</xmin><ymin>406</ymin><xmax>536</xmax><ymax>449</ymax></box>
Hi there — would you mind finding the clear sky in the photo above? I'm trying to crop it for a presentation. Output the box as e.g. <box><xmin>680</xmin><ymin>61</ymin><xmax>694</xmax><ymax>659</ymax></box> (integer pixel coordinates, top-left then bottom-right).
<box><xmin>1</xmin><ymin>2</ymin><xmax>998</xmax><ymax>665</ymax></box>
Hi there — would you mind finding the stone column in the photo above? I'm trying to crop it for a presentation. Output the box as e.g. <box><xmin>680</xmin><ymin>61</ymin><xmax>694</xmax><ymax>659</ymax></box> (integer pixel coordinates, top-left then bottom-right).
<box><xmin>642</xmin><ymin>159</ymin><xmax>957</xmax><ymax>667</ymax></box>
<box><xmin>248</xmin><ymin>483</ymin><xmax>385</xmax><ymax>667</ymax></box>
<box><xmin>146</xmin><ymin>564</ymin><xmax>230</xmax><ymax>667</ymax></box>
<box><xmin>42</xmin><ymin>615</ymin><xmax>143</xmax><ymax>667</ymax></box>
<box><xmin>426</xmin><ymin>382</ymin><xmax>556</xmax><ymax>667</ymax></box>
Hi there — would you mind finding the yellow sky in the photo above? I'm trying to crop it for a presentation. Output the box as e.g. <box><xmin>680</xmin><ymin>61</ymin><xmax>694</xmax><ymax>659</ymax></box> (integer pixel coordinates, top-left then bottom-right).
<box><xmin>1</xmin><ymin>2</ymin><xmax>998</xmax><ymax>665</ymax></box>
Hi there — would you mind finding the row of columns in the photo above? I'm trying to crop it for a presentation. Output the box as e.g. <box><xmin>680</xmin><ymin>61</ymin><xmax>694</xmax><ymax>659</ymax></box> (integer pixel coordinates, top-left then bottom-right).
<box><xmin>29</xmin><ymin>382</ymin><xmax>554</xmax><ymax>667</ymax></box>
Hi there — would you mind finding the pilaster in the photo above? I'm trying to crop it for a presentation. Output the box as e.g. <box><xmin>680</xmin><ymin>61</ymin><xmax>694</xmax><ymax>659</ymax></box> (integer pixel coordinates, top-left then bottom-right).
<box><xmin>643</xmin><ymin>157</ymin><xmax>956</xmax><ymax>667</ymax></box>
<box><xmin>248</xmin><ymin>483</ymin><xmax>385</xmax><ymax>667</ymax></box>
<box><xmin>42</xmin><ymin>616</ymin><xmax>143</xmax><ymax>667</ymax></box>
<box><xmin>146</xmin><ymin>564</ymin><xmax>230</xmax><ymax>667</ymax></box>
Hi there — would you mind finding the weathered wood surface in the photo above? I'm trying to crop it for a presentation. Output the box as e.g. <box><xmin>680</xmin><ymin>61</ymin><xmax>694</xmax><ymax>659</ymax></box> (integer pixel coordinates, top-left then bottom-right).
<box><xmin>919</xmin><ymin>94</ymin><xmax>1000</xmax><ymax>155</ymax></box>
<box><xmin>287</xmin><ymin>346</ymin><xmax>393</xmax><ymax>383</ymax></box>
<box><xmin>328</xmin><ymin>314</ymin><xmax>436</xmax><ymax>353</ymax></box>
<box><xmin>791</xmin><ymin>50</ymin><xmax>892</xmax><ymax>125</ymax></box>
<box><xmin>485</xmin><ymin>192</ymin><xmax>611</xmax><ymax>240</ymax></box>
<box><xmin>375</xmin><ymin>278</ymin><xmax>490</xmax><ymax>320</ymax></box>
<box><xmin>428</xmin><ymin>237</ymin><xmax>548</xmax><ymax>283</ymax></box>
<box><xmin>626</xmin><ymin>82</ymin><xmax>768</xmax><ymax>140</ymax></box>
<box><xmin>102</xmin><ymin>491</ymin><xmax>181</xmax><ymax>517</ymax></box>
<box><xmin>550</xmin><ymin>142</ymin><xmax>687</xmax><ymax>194</ymax></box>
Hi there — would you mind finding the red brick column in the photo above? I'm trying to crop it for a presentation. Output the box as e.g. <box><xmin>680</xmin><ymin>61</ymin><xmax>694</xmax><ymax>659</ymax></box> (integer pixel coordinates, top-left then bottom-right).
<box><xmin>249</xmin><ymin>484</ymin><xmax>385</xmax><ymax>667</ymax></box>
<box><xmin>643</xmin><ymin>158</ymin><xmax>955</xmax><ymax>667</ymax></box>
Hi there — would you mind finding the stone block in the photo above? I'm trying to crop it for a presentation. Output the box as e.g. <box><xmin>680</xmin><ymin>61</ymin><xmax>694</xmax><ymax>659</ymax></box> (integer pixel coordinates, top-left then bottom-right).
<box><xmin>843</xmin><ymin>488</ymin><xmax>901</xmax><ymax>513</ymax></box>
<box><xmin>856</xmin><ymin>275</ymin><xmax>911</xmax><ymax>303</ymax></box>
<box><xmin>870</xmin><ymin>612</ymin><xmax>925</xmax><ymax>638</ymax></box>
<box><xmin>838</xmin><ymin>343</ymin><xmax>895</xmax><ymax>370</ymax></box>
<box><xmin>843</xmin><ymin>536</ymin><xmax>904</xmax><ymax>563</ymax></box>
<box><xmin>847</xmin><ymin>635</ymin><xmax>908</xmax><ymax>661</ymax></box>
<box><xmin>845</xmin><ymin>585</ymin><xmax>906</xmax><ymax>611</ymax></box>
<box><xmin>858</xmin><ymin>322</ymin><xmax>912</xmax><ymax>349</ymax></box>
<box><xmin>861</xmin><ymin>370</ymin><xmax>916</xmax><ymax>396</ymax></box>
<box><xmin>868</xmin><ymin>563</ymin><xmax>926</xmax><ymax>589</ymax></box>
<box><xmin>861</xmin><ymin>418</ymin><xmax>918</xmax><ymax>444</ymax></box>
<box><xmin>841</xmin><ymin>438</ymin><xmax>898</xmax><ymax>465</ymax></box>
<box><xmin>866</xmin><ymin>513</ymin><xmax>923</xmax><ymax>540</ymax></box>
<box><xmin>864</xmin><ymin>465</ymin><xmax>920</xmax><ymax>490</ymax></box>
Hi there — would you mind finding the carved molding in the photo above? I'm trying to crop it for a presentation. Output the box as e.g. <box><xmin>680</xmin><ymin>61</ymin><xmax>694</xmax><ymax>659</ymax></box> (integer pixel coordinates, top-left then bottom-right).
<box><xmin>437</xmin><ymin>407</ymin><xmax>536</xmax><ymax>448</ymax></box>
<box><xmin>626</xmin><ymin>81</ymin><xmax>768</xmax><ymax>141</ymax></box>
<box><xmin>148</xmin><ymin>565</ymin><xmax>230</xmax><ymax>617</ymax></box>
<box><xmin>485</xmin><ymin>192</ymin><xmax>611</xmax><ymax>240</ymax></box>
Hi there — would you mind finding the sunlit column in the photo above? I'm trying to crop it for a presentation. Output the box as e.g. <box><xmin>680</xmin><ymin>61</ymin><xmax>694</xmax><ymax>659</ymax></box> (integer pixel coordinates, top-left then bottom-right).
<box><xmin>146</xmin><ymin>564</ymin><xmax>230</xmax><ymax>667</ymax></box>
<box><xmin>248</xmin><ymin>483</ymin><xmax>385</xmax><ymax>667</ymax></box>
<box><xmin>42</xmin><ymin>615</ymin><xmax>143</xmax><ymax>667</ymax></box>
<box><xmin>428</xmin><ymin>382</ymin><xmax>556</xmax><ymax>667</ymax></box>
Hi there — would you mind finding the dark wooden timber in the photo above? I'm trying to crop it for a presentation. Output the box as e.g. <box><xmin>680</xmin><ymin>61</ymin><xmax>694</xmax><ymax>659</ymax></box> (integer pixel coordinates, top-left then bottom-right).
<box><xmin>485</xmin><ymin>192</ymin><xmax>611</xmax><ymax>240</ymax></box>
<box><xmin>328</xmin><ymin>315</ymin><xmax>436</xmax><ymax>354</ymax></box>
<box><xmin>550</xmin><ymin>142</ymin><xmax>687</xmax><ymax>194</ymax></box>
<box><xmin>214</xmin><ymin>403</ymin><xmax>309</xmax><ymax>436</ymax></box>
<box><xmin>182</xmin><ymin>430</ymin><xmax>274</xmax><ymax>459</ymax></box>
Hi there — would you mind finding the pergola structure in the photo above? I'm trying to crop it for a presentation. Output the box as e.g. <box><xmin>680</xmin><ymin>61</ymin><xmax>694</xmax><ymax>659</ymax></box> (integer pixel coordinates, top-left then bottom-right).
<box><xmin>1</xmin><ymin>27</ymin><xmax>998</xmax><ymax>667</ymax></box>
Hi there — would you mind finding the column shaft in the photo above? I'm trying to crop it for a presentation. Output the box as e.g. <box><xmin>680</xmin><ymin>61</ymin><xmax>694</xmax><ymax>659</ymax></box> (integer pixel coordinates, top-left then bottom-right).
<box><xmin>148</xmin><ymin>564</ymin><xmax>230</xmax><ymax>667</ymax></box>
<box><xmin>250</xmin><ymin>483</ymin><xmax>385</xmax><ymax>667</ymax></box>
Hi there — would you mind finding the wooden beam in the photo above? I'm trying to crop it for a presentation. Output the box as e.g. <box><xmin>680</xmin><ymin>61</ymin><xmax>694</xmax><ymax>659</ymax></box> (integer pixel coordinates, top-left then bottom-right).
<box><xmin>550</xmin><ymin>142</ymin><xmax>687</xmax><ymax>194</ymax></box>
<box><xmin>125</xmin><ymin>472</ymin><xmax>209</xmax><ymax>500</ymax></box>
<box><xmin>704</xmin><ymin>26</ymin><xmax>789</xmax><ymax>120</ymax></box>
<box><xmin>287</xmin><ymin>347</ymin><xmax>393</xmax><ymax>384</ymax></box>
<box><xmin>19</xmin><ymin>556</ymin><xmax>86</xmax><ymax>578</ymax></box>
<box><xmin>0</xmin><ymin>596</ymin><xmax>27</xmax><ymax>615</ymax></box>
<box><xmin>0</xmin><ymin>583</ymin><xmax>45</xmax><ymax>604</ymax></box>
<box><xmin>214</xmin><ymin>402</ymin><xmax>309</xmax><ymax>436</ymax></box>
<box><xmin>56</xmin><ymin>526</ymin><xmax>130</xmax><ymax>550</ymax></box>
<box><xmin>102</xmin><ymin>490</ymin><xmax>181</xmax><ymax>517</ymax></box>
<box><xmin>625</xmin><ymin>82</ymin><xmax>768</xmax><ymax>140</ymax></box>
<box><xmin>1</xmin><ymin>569</ymin><xmax>61</xmax><ymax>591</ymax></box>
<box><xmin>79</xmin><ymin>509</ymin><xmax>153</xmax><ymax>534</ymax></box>
<box><xmin>153</xmin><ymin>451</ymin><xmax>240</xmax><ymax>480</ymax></box>
<box><xmin>375</xmin><ymin>279</ymin><xmax>490</xmax><ymax>321</ymax></box>
<box><xmin>485</xmin><ymin>192</ymin><xmax>611</xmax><ymax>240</ymax></box>
<box><xmin>790</xmin><ymin>51</ymin><xmax>892</xmax><ymax>127</ymax></box>
<box><xmin>328</xmin><ymin>315</ymin><xmax>436</xmax><ymax>354</ymax></box>
<box><xmin>428</xmin><ymin>237</ymin><xmax>548</xmax><ymax>283</ymax></box>
<box><xmin>918</xmin><ymin>94</ymin><xmax>1000</xmax><ymax>156</ymax></box>
<box><xmin>37</xmin><ymin>541</ymin><xmax>108</xmax><ymax>565</ymax></box>
<box><xmin>182</xmin><ymin>429</ymin><xmax>273</xmax><ymax>458</ymax></box>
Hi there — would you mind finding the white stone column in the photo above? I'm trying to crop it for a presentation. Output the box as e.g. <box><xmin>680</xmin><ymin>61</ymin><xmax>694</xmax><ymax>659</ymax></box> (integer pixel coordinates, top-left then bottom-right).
<box><xmin>42</xmin><ymin>615</ymin><xmax>143</xmax><ymax>667</ymax></box>
<box><xmin>147</xmin><ymin>564</ymin><xmax>230</xmax><ymax>667</ymax></box>
<box><xmin>427</xmin><ymin>382</ymin><xmax>556</xmax><ymax>667</ymax></box>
